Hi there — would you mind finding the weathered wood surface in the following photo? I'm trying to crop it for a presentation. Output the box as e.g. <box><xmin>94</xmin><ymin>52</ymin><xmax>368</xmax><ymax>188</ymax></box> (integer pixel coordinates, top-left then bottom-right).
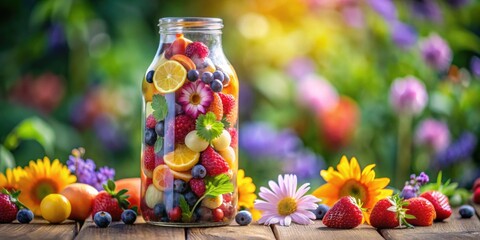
<box><xmin>0</xmin><ymin>218</ymin><xmax>77</xmax><ymax>240</ymax></box>
<box><xmin>1</xmin><ymin>204</ymin><xmax>480</xmax><ymax>240</ymax></box>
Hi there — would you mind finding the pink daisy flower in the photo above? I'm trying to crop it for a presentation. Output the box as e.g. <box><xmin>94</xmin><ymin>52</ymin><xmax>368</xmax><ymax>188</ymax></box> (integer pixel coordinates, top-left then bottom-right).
<box><xmin>178</xmin><ymin>81</ymin><xmax>213</xmax><ymax>118</ymax></box>
<box><xmin>254</xmin><ymin>174</ymin><xmax>319</xmax><ymax>226</ymax></box>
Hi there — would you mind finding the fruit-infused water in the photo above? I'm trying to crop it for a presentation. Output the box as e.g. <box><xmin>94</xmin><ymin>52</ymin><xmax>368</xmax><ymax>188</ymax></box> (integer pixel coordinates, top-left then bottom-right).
<box><xmin>140</xmin><ymin>18</ymin><xmax>238</xmax><ymax>227</ymax></box>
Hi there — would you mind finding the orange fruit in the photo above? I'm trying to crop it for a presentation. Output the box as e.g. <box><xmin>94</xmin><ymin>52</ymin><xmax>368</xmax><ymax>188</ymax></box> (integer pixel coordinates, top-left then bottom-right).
<box><xmin>170</xmin><ymin>54</ymin><xmax>196</xmax><ymax>71</ymax></box>
<box><xmin>115</xmin><ymin>178</ymin><xmax>141</xmax><ymax>209</ymax></box>
<box><xmin>164</xmin><ymin>144</ymin><xmax>200</xmax><ymax>172</ymax></box>
<box><xmin>60</xmin><ymin>183</ymin><xmax>98</xmax><ymax>221</ymax></box>
<box><xmin>142</xmin><ymin>79</ymin><xmax>159</xmax><ymax>102</ymax></box>
<box><xmin>170</xmin><ymin>169</ymin><xmax>193</xmax><ymax>182</ymax></box>
<box><xmin>152</xmin><ymin>165</ymin><xmax>174</xmax><ymax>191</ymax></box>
<box><xmin>153</xmin><ymin>60</ymin><xmax>187</xmax><ymax>94</ymax></box>
<box><xmin>207</xmin><ymin>93</ymin><xmax>223</xmax><ymax>120</ymax></box>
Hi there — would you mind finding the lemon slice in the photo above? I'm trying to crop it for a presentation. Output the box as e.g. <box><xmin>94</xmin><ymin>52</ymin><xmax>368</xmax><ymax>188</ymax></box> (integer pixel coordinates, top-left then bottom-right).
<box><xmin>164</xmin><ymin>144</ymin><xmax>200</xmax><ymax>172</ymax></box>
<box><xmin>153</xmin><ymin>60</ymin><xmax>187</xmax><ymax>93</ymax></box>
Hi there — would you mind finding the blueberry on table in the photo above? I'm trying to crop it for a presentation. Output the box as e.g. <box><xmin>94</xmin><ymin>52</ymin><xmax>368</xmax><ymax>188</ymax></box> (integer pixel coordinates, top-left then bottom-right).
<box><xmin>145</xmin><ymin>128</ymin><xmax>157</xmax><ymax>146</ymax></box>
<box><xmin>459</xmin><ymin>205</ymin><xmax>475</xmax><ymax>218</ymax></box>
<box><xmin>121</xmin><ymin>209</ymin><xmax>137</xmax><ymax>224</ymax></box>
<box><xmin>210</xmin><ymin>79</ymin><xmax>223</xmax><ymax>92</ymax></box>
<box><xmin>17</xmin><ymin>209</ymin><xmax>33</xmax><ymax>224</ymax></box>
<box><xmin>146</xmin><ymin>70</ymin><xmax>155</xmax><ymax>83</ymax></box>
<box><xmin>311</xmin><ymin>204</ymin><xmax>330</xmax><ymax>220</ymax></box>
<box><xmin>235</xmin><ymin>210</ymin><xmax>252</xmax><ymax>226</ymax></box>
<box><xmin>94</xmin><ymin>211</ymin><xmax>112</xmax><ymax>228</ymax></box>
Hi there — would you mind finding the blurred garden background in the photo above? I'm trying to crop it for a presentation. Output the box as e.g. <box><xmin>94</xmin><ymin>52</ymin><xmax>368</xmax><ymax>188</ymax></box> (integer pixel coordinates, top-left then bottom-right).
<box><xmin>1</xmin><ymin>0</ymin><xmax>480</xmax><ymax>190</ymax></box>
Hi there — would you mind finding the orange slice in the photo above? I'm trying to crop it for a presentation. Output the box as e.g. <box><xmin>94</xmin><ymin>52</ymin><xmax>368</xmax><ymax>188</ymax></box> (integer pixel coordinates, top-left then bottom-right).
<box><xmin>153</xmin><ymin>60</ymin><xmax>187</xmax><ymax>94</ymax></box>
<box><xmin>170</xmin><ymin>54</ymin><xmax>196</xmax><ymax>71</ymax></box>
<box><xmin>222</xmin><ymin>69</ymin><xmax>239</xmax><ymax>99</ymax></box>
<box><xmin>164</xmin><ymin>144</ymin><xmax>200</xmax><ymax>172</ymax></box>
<box><xmin>152</xmin><ymin>165</ymin><xmax>174</xmax><ymax>191</ymax></box>
<box><xmin>170</xmin><ymin>169</ymin><xmax>193</xmax><ymax>182</ymax></box>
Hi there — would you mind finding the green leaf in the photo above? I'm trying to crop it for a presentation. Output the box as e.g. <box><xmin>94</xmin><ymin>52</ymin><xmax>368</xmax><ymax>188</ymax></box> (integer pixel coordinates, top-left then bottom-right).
<box><xmin>107</xmin><ymin>180</ymin><xmax>116</xmax><ymax>192</ymax></box>
<box><xmin>0</xmin><ymin>146</ymin><xmax>15</xmax><ymax>173</ymax></box>
<box><xmin>131</xmin><ymin>206</ymin><xmax>138</xmax><ymax>214</ymax></box>
<box><xmin>117</xmin><ymin>189</ymin><xmax>128</xmax><ymax>196</ymax></box>
<box><xmin>179</xmin><ymin>195</ymin><xmax>192</xmax><ymax>221</ymax></box>
<box><xmin>205</xmin><ymin>174</ymin><xmax>234</xmax><ymax>197</ymax></box>
<box><xmin>196</xmin><ymin>113</ymin><xmax>224</xmax><ymax>142</ymax></box>
<box><xmin>152</xmin><ymin>94</ymin><xmax>168</xmax><ymax>121</ymax></box>
<box><xmin>221</xmin><ymin>116</ymin><xmax>231</xmax><ymax>129</ymax></box>
<box><xmin>154</xmin><ymin>138</ymin><xmax>164</xmax><ymax>153</ymax></box>
<box><xmin>4</xmin><ymin>117</ymin><xmax>55</xmax><ymax>155</ymax></box>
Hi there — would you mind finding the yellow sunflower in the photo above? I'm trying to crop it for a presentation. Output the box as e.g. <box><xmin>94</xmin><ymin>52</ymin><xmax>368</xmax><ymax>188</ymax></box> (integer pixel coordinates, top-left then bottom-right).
<box><xmin>18</xmin><ymin>157</ymin><xmax>76</xmax><ymax>216</ymax></box>
<box><xmin>237</xmin><ymin>169</ymin><xmax>262</xmax><ymax>220</ymax></box>
<box><xmin>312</xmin><ymin>156</ymin><xmax>393</xmax><ymax>222</ymax></box>
<box><xmin>0</xmin><ymin>167</ymin><xmax>26</xmax><ymax>191</ymax></box>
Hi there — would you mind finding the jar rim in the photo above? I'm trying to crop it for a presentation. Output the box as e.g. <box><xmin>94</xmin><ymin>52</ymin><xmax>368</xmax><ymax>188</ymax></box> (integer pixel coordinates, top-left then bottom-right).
<box><xmin>158</xmin><ymin>17</ymin><xmax>223</xmax><ymax>33</ymax></box>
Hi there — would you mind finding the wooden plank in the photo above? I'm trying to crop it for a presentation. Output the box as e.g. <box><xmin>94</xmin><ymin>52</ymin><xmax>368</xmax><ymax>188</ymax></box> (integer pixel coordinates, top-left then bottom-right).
<box><xmin>472</xmin><ymin>202</ymin><xmax>480</xmax><ymax>219</ymax></box>
<box><xmin>187</xmin><ymin>223</ymin><xmax>276</xmax><ymax>240</ymax></box>
<box><xmin>272</xmin><ymin>221</ymin><xmax>384</xmax><ymax>240</ymax></box>
<box><xmin>75</xmin><ymin>216</ymin><xmax>185</xmax><ymax>240</ymax></box>
<box><xmin>0</xmin><ymin>218</ymin><xmax>77</xmax><ymax>240</ymax></box>
<box><xmin>380</xmin><ymin>206</ymin><xmax>480</xmax><ymax>240</ymax></box>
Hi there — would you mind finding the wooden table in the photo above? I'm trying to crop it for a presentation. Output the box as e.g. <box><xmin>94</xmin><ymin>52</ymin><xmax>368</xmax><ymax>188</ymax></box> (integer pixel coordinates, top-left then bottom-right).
<box><xmin>2</xmin><ymin>204</ymin><xmax>480</xmax><ymax>240</ymax></box>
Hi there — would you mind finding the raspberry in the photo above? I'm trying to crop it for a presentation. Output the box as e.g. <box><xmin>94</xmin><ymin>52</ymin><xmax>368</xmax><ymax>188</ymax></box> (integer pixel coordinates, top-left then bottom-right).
<box><xmin>200</xmin><ymin>147</ymin><xmax>229</xmax><ymax>176</ymax></box>
<box><xmin>228</xmin><ymin>128</ymin><xmax>237</xmax><ymax>148</ymax></box>
<box><xmin>144</xmin><ymin>146</ymin><xmax>155</xmax><ymax>172</ymax></box>
<box><xmin>175</xmin><ymin>115</ymin><xmax>196</xmax><ymax>144</ymax></box>
<box><xmin>219</xmin><ymin>93</ymin><xmax>238</xmax><ymax>125</ymax></box>
<box><xmin>185</xmin><ymin>42</ymin><xmax>209</xmax><ymax>59</ymax></box>
<box><xmin>189</xmin><ymin>178</ymin><xmax>206</xmax><ymax>197</ymax></box>
<box><xmin>146</xmin><ymin>114</ymin><xmax>157</xmax><ymax>129</ymax></box>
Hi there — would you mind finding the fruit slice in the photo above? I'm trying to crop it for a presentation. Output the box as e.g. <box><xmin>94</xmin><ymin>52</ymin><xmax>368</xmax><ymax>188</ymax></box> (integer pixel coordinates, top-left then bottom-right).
<box><xmin>152</xmin><ymin>165</ymin><xmax>174</xmax><ymax>191</ymax></box>
<box><xmin>206</xmin><ymin>93</ymin><xmax>223</xmax><ymax>120</ymax></box>
<box><xmin>164</xmin><ymin>144</ymin><xmax>200</xmax><ymax>172</ymax></box>
<box><xmin>170</xmin><ymin>169</ymin><xmax>193</xmax><ymax>182</ymax></box>
<box><xmin>219</xmin><ymin>146</ymin><xmax>236</xmax><ymax>170</ymax></box>
<box><xmin>222</xmin><ymin>69</ymin><xmax>239</xmax><ymax>99</ymax></box>
<box><xmin>153</xmin><ymin>60</ymin><xmax>187</xmax><ymax>94</ymax></box>
<box><xmin>170</xmin><ymin>54</ymin><xmax>196</xmax><ymax>71</ymax></box>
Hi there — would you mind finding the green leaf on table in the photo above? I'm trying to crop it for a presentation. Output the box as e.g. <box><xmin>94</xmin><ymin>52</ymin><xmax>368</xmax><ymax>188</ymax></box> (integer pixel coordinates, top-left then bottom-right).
<box><xmin>205</xmin><ymin>174</ymin><xmax>234</xmax><ymax>197</ymax></box>
<box><xmin>0</xmin><ymin>146</ymin><xmax>15</xmax><ymax>173</ymax></box>
<box><xmin>196</xmin><ymin>113</ymin><xmax>224</xmax><ymax>142</ymax></box>
<box><xmin>154</xmin><ymin>138</ymin><xmax>164</xmax><ymax>153</ymax></box>
<box><xmin>4</xmin><ymin>117</ymin><xmax>55</xmax><ymax>155</ymax></box>
<box><xmin>152</xmin><ymin>94</ymin><xmax>168</xmax><ymax>121</ymax></box>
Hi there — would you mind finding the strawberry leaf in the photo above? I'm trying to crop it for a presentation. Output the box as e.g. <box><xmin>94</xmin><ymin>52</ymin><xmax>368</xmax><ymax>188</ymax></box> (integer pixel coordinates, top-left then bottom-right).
<box><xmin>205</xmin><ymin>174</ymin><xmax>234</xmax><ymax>197</ymax></box>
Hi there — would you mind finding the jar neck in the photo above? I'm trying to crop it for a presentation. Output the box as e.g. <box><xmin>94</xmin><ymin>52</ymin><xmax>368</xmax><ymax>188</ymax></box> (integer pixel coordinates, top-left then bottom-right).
<box><xmin>158</xmin><ymin>17</ymin><xmax>223</xmax><ymax>35</ymax></box>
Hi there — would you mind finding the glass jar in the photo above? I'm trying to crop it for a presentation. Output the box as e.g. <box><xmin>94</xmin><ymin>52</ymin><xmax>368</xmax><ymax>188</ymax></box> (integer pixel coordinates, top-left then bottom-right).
<box><xmin>140</xmin><ymin>17</ymin><xmax>239</xmax><ymax>227</ymax></box>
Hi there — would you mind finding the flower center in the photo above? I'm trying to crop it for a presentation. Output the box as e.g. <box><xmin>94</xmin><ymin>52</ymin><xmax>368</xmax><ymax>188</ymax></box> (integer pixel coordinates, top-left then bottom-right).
<box><xmin>190</xmin><ymin>93</ymin><xmax>201</xmax><ymax>105</ymax></box>
<box><xmin>31</xmin><ymin>179</ymin><xmax>58</xmax><ymax>204</ymax></box>
<box><xmin>277</xmin><ymin>197</ymin><xmax>297</xmax><ymax>216</ymax></box>
<box><xmin>339</xmin><ymin>179</ymin><xmax>367</xmax><ymax>203</ymax></box>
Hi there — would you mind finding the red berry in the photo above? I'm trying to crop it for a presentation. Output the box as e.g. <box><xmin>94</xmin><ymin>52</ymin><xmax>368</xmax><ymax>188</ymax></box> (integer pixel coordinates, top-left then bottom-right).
<box><xmin>92</xmin><ymin>181</ymin><xmax>130</xmax><ymax>221</ymax></box>
<box><xmin>370</xmin><ymin>196</ymin><xmax>408</xmax><ymax>229</ymax></box>
<box><xmin>143</xmin><ymin>146</ymin><xmax>156</xmax><ymax>172</ymax></box>
<box><xmin>405</xmin><ymin>197</ymin><xmax>436</xmax><ymax>226</ymax></box>
<box><xmin>175</xmin><ymin>115</ymin><xmax>195</xmax><ymax>144</ymax></box>
<box><xmin>0</xmin><ymin>193</ymin><xmax>18</xmax><ymax>223</ymax></box>
<box><xmin>420</xmin><ymin>191</ymin><xmax>452</xmax><ymax>221</ymax></box>
<box><xmin>219</xmin><ymin>202</ymin><xmax>235</xmax><ymax>218</ymax></box>
<box><xmin>146</xmin><ymin>114</ymin><xmax>156</xmax><ymax>129</ymax></box>
<box><xmin>212</xmin><ymin>208</ymin><xmax>224</xmax><ymax>222</ymax></box>
<box><xmin>185</xmin><ymin>42</ymin><xmax>209</xmax><ymax>59</ymax></box>
<box><xmin>323</xmin><ymin>196</ymin><xmax>363</xmax><ymax>229</ymax></box>
<box><xmin>189</xmin><ymin>179</ymin><xmax>206</xmax><ymax>197</ymax></box>
<box><xmin>228</xmin><ymin>128</ymin><xmax>237</xmax><ymax>148</ymax></box>
<box><xmin>218</xmin><ymin>93</ymin><xmax>237</xmax><ymax>126</ymax></box>
<box><xmin>140</xmin><ymin>199</ymin><xmax>158</xmax><ymax>221</ymax></box>
<box><xmin>200</xmin><ymin>147</ymin><xmax>229</xmax><ymax>176</ymax></box>
<box><xmin>222</xmin><ymin>193</ymin><xmax>232</xmax><ymax>203</ymax></box>
<box><xmin>168</xmin><ymin>206</ymin><xmax>182</xmax><ymax>222</ymax></box>
<box><xmin>473</xmin><ymin>188</ymin><xmax>480</xmax><ymax>204</ymax></box>
<box><xmin>473</xmin><ymin>178</ymin><xmax>480</xmax><ymax>192</ymax></box>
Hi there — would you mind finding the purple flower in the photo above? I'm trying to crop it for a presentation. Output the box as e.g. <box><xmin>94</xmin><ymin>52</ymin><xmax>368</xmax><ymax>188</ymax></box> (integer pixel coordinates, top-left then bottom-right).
<box><xmin>389</xmin><ymin>76</ymin><xmax>428</xmax><ymax>115</ymax></box>
<box><xmin>282</xmin><ymin>150</ymin><xmax>325</xmax><ymax>180</ymax></box>
<box><xmin>411</xmin><ymin>0</ymin><xmax>442</xmax><ymax>22</ymax></box>
<box><xmin>368</xmin><ymin>0</ymin><xmax>397</xmax><ymax>21</ymax></box>
<box><xmin>416</xmin><ymin>172</ymin><xmax>429</xmax><ymax>185</ymax></box>
<box><xmin>435</xmin><ymin>132</ymin><xmax>478</xmax><ymax>168</ymax></box>
<box><xmin>67</xmin><ymin>151</ymin><xmax>116</xmax><ymax>191</ymax></box>
<box><xmin>400</xmin><ymin>185</ymin><xmax>417</xmax><ymax>199</ymax></box>
<box><xmin>419</xmin><ymin>33</ymin><xmax>452</xmax><ymax>71</ymax></box>
<box><xmin>415</xmin><ymin>119</ymin><xmax>450</xmax><ymax>153</ymax></box>
<box><xmin>286</xmin><ymin>57</ymin><xmax>315</xmax><ymax>80</ymax></box>
<box><xmin>296</xmin><ymin>74</ymin><xmax>339</xmax><ymax>115</ymax></box>
<box><xmin>391</xmin><ymin>21</ymin><xmax>418</xmax><ymax>49</ymax></box>
<box><xmin>470</xmin><ymin>56</ymin><xmax>480</xmax><ymax>77</ymax></box>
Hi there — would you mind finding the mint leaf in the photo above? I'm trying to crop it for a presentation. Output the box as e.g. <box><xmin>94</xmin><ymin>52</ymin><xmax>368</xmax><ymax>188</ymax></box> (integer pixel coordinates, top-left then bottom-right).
<box><xmin>154</xmin><ymin>138</ymin><xmax>164</xmax><ymax>153</ymax></box>
<box><xmin>152</xmin><ymin>94</ymin><xmax>168</xmax><ymax>121</ymax></box>
<box><xmin>179</xmin><ymin>195</ymin><xmax>192</xmax><ymax>221</ymax></box>
<box><xmin>196</xmin><ymin>112</ymin><xmax>224</xmax><ymax>142</ymax></box>
<box><xmin>205</xmin><ymin>174</ymin><xmax>234</xmax><ymax>197</ymax></box>
<box><xmin>221</xmin><ymin>116</ymin><xmax>231</xmax><ymax>129</ymax></box>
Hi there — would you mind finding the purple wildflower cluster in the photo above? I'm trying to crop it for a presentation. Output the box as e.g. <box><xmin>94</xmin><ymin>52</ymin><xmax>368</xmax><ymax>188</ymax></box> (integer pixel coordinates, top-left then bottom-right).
<box><xmin>66</xmin><ymin>148</ymin><xmax>115</xmax><ymax>191</ymax></box>
<box><xmin>400</xmin><ymin>172</ymin><xmax>430</xmax><ymax>199</ymax></box>
<box><xmin>434</xmin><ymin>132</ymin><xmax>478</xmax><ymax>169</ymax></box>
<box><xmin>239</xmin><ymin>122</ymin><xmax>325</xmax><ymax>180</ymax></box>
